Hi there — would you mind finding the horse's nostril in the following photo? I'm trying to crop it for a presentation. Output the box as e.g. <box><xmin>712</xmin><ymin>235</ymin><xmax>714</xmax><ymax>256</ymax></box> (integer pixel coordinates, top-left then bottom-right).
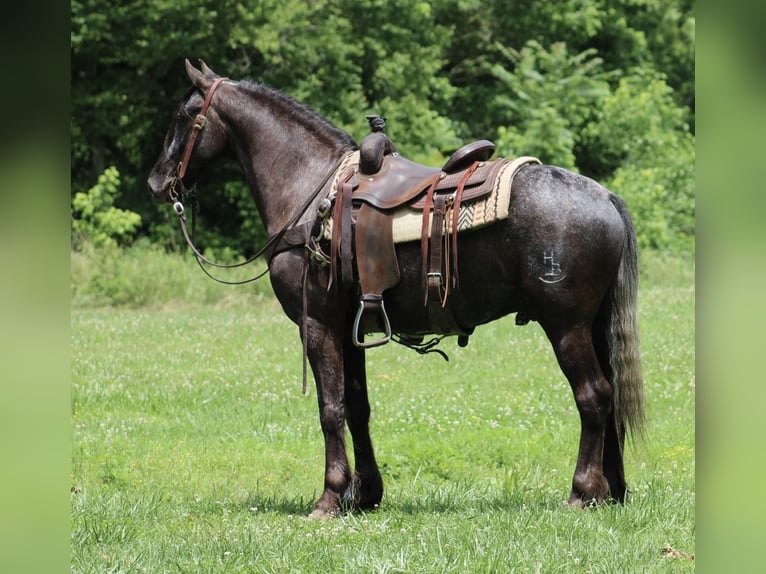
<box><xmin>147</xmin><ymin>175</ymin><xmax>169</xmax><ymax>201</ymax></box>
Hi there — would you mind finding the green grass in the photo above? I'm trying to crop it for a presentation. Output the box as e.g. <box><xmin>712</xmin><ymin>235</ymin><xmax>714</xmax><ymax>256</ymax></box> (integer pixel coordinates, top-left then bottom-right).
<box><xmin>71</xmin><ymin>251</ymin><xmax>694</xmax><ymax>573</ymax></box>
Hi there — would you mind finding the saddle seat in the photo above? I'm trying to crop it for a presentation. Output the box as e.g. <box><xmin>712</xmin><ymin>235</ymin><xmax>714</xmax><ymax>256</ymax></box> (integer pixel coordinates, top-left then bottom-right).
<box><xmin>354</xmin><ymin>138</ymin><xmax>497</xmax><ymax>210</ymax></box>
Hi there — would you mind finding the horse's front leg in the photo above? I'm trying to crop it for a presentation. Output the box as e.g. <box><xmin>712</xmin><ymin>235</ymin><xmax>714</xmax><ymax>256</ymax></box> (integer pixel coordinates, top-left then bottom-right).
<box><xmin>343</xmin><ymin>338</ymin><xmax>383</xmax><ymax>510</ymax></box>
<box><xmin>305</xmin><ymin>318</ymin><xmax>353</xmax><ymax>519</ymax></box>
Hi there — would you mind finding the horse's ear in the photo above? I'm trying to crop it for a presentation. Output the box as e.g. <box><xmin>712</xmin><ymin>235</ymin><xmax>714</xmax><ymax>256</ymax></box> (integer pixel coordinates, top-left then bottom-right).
<box><xmin>199</xmin><ymin>59</ymin><xmax>219</xmax><ymax>78</ymax></box>
<box><xmin>185</xmin><ymin>58</ymin><xmax>212</xmax><ymax>91</ymax></box>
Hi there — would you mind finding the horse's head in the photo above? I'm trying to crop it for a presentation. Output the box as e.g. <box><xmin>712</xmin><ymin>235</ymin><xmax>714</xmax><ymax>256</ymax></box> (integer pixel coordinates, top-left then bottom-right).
<box><xmin>147</xmin><ymin>59</ymin><xmax>230</xmax><ymax>203</ymax></box>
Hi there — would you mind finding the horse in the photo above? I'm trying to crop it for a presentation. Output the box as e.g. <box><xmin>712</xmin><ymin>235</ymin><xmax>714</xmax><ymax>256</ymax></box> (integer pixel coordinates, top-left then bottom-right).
<box><xmin>148</xmin><ymin>59</ymin><xmax>644</xmax><ymax>519</ymax></box>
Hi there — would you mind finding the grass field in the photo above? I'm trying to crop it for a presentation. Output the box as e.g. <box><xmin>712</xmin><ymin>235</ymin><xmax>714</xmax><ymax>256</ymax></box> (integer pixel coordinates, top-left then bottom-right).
<box><xmin>71</xmin><ymin>252</ymin><xmax>694</xmax><ymax>573</ymax></box>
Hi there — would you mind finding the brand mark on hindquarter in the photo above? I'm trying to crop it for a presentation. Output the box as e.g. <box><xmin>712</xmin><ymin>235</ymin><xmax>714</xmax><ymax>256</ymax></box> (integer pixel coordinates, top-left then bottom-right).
<box><xmin>539</xmin><ymin>251</ymin><xmax>566</xmax><ymax>284</ymax></box>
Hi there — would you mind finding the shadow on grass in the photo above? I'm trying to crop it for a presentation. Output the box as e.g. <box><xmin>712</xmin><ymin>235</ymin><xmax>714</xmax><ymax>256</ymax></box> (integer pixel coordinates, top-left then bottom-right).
<box><xmin>191</xmin><ymin>484</ymin><xmax>639</xmax><ymax>520</ymax></box>
<box><xmin>380</xmin><ymin>489</ymin><xmax>564</xmax><ymax>516</ymax></box>
<box><xmin>205</xmin><ymin>475</ymin><xmax>638</xmax><ymax>518</ymax></box>
<box><xmin>236</xmin><ymin>483</ymin><xmax>566</xmax><ymax>516</ymax></box>
<box><xmin>240</xmin><ymin>493</ymin><xmax>316</xmax><ymax>516</ymax></box>
<box><xmin>225</xmin><ymin>486</ymin><xmax>560</xmax><ymax>518</ymax></box>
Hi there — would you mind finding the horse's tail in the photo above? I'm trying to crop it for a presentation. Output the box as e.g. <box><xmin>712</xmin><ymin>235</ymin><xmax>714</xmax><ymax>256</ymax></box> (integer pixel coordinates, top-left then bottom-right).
<box><xmin>606</xmin><ymin>194</ymin><xmax>645</xmax><ymax>441</ymax></box>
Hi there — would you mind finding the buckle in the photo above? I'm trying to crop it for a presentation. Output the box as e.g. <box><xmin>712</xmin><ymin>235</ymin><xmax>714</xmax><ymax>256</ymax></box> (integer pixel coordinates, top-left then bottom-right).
<box><xmin>426</xmin><ymin>272</ymin><xmax>443</xmax><ymax>286</ymax></box>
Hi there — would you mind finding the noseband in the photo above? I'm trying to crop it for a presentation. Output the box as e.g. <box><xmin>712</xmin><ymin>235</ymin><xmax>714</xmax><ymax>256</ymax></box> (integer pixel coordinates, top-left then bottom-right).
<box><xmin>169</xmin><ymin>76</ymin><xmax>228</xmax><ymax>202</ymax></box>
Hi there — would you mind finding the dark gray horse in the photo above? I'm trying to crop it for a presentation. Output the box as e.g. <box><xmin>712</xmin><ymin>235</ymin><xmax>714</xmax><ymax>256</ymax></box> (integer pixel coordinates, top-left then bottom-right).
<box><xmin>148</xmin><ymin>60</ymin><xmax>644</xmax><ymax>519</ymax></box>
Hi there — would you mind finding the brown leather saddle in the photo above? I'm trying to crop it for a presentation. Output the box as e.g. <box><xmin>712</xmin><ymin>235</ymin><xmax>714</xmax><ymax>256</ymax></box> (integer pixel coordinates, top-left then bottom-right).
<box><xmin>330</xmin><ymin>135</ymin><xmax>502</xmax><ymax>348</ymax></box>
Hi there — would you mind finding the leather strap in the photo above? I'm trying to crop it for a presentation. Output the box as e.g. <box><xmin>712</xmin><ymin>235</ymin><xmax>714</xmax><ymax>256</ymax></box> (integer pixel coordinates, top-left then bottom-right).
<box><xmin>450</xmin><ymin>160</ymin><xmax>480</xmax><ymax>289</ymax></box>
<box><xmin>177</xmin><ymin>77</ymin><xmax>228</xmax><ymax>182</ymax></box>
<box><xmin>426</xmin><ymin>193</ymin><xmax>470</xmax><ymax>335</ymax></box>
<box><xmin>419</xmin><ymin>174</ymin><xmax>442</xmax><ymax>303</ymax></box>
<box><xmin>330</xmin><ymin>167</ymin><xmax>355</xmax><ymax>290</ymax></box>
<box><xmin>301</xmin><ymin>257</ymin><xmax>310</xmax><ymax>394</ymax></box>
<box><xmin>340</xmin><ymin>175</ymin><xmax>354</xmax><ymax>287</ymax></box>
<box><xmin>428</xmin><ymin>193</ymin><xmax>448</xmax><ymax>306</ymax></box>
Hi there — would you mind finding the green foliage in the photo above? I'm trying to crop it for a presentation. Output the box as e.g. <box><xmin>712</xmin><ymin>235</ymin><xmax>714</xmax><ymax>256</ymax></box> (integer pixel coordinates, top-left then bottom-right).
<box><xmin>491</xmin><ymin>41</ymin><xmax>611</xmax><ymax>169</ymax></box>
<box><xmin>585</xmin><ymin>72</ymin><xmax>695</xmax><ymax>251</ymax></box>
<box><xmin>485</xmin><ymin>40</ymin><xmax>694</xmax><ymax>251</ymax></box>
<box><xmin>71</xmin><ymin>239</ymin><xmax>272</xmax><ymax>309</ymax></box>
<box><xmin>71</xmin><ymin>166</ymin><xmax>141</xmax><ymax>248</ymax></box>
<box><xmin>71</xmin><ymin>0</ymin><xmax>695</xmax><ymax>253</ymax></box>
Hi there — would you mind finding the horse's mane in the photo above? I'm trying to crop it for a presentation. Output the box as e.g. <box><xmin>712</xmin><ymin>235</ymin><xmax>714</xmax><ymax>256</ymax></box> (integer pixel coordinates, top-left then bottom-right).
<box><xmin>238</xmin><ymin>80</ymin><xmax>357</xmax><ymax>149</ymax></box>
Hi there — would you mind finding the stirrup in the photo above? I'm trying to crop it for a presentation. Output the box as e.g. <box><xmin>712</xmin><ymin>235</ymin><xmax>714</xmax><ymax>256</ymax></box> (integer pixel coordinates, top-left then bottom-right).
<box><xmin>352</xmin><ymin>294</ymin><xmax>392</xmax><ymax>348</ymax></box>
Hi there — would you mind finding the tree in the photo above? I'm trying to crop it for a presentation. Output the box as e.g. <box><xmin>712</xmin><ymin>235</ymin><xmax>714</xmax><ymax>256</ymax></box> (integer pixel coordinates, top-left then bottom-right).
<box><xmin>585</xmin><ymin>71</ymin><xmax>695</xmax><ymax>250</ymax></box>
<box><xmin>489</xmin><ymin>41</ymin><xmax>612</xmax><ymax>170</ymax></box>
<box><xmin>71</xmin><ymin>0</ymin><xmax>695</xmax><ymax>253</ymax></box>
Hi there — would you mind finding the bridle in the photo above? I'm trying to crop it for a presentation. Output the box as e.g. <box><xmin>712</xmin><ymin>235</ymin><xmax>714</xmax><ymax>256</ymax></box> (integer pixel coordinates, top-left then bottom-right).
<box><xmin>166</xmin><ymin>77</ymin><xmax>349</xmax><ymax>285</ymax></box>
<box><xmin>167</xmin><ymin>76</ymin><xmax>224</xmax><ymax>208</ymax></box>
<box><xmin>174</xmin><ymin>76</ymin><xmax>228</xmax><ymax>189</ymax></box>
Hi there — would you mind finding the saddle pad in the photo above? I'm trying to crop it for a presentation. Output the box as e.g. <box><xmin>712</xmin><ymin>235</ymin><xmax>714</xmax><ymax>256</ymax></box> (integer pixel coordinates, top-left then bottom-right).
<box><xmin>322</xmin><ymin>154</ymin><xmax>540</xmax><ymax>244</ymax></box>
<box><xmin>390</xmin><ymin>156</ymin><xmax>540</xmax><ymax>243</ymax></box>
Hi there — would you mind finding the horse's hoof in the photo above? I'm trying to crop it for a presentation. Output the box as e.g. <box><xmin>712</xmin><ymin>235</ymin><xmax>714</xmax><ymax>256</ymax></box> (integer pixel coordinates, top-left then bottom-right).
<box><xmin>565</xmin><ymin>495</ymin><xmax>599</xmax><ymax>509</ymax></box>
<box><xmin>308</xmin><ymin>507</ymin><xmax>337</xmax><ymax>520</ymax></box>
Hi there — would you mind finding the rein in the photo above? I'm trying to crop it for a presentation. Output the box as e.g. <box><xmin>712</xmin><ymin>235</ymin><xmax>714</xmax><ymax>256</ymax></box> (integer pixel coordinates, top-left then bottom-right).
<box><xmin>171</xmin><ymin>159</ymin><xmax>345</xmax><ymax>284</ymax></box>
<box><xmin>167</xmin><ymin>76</ymin><xmax>350</xmax><ymax>285</ymax></box>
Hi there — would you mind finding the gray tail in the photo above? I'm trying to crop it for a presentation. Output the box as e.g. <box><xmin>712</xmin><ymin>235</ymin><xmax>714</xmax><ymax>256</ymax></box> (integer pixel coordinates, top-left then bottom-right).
<box><xmin>607</xmin><ymin>194</ymin><xmax>645</xmax><ymax>441</ymax></box>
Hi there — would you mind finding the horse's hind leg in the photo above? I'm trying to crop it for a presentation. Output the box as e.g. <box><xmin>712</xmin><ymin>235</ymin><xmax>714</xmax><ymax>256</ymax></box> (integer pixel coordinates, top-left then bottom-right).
<box><xmin>602</xmin><ymin>412</ymin><xmax>626</xmax><ymax>501</ymax></box>
<box><xmin>544</xmin><ymin>323</ymin><xmax>613</xmax><ymax>506</ymax></box>
<box><xmin>592</xmin><ymin>314</ymin><xmax>627</xmax><ymax>502</ymax></box>
<box><xmin>343</xmin><ymin>338</ymin><xmax>383</xmax><ymax>510</ymax></box>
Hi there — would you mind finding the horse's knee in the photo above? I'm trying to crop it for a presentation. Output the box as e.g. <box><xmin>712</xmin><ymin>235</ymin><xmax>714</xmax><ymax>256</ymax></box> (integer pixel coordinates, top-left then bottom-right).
<box><xmin>319</xmin><ymin>402</ymin><xmax>345</xmax><ymax>434</ymax></box>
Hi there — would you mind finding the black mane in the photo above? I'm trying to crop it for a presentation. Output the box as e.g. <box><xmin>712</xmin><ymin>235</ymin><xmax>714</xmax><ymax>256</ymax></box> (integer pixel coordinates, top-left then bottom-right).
<box><xmin>238</xmin><ymin>80</ymin><xmax>357</xmax><ymax>149</ymax></box>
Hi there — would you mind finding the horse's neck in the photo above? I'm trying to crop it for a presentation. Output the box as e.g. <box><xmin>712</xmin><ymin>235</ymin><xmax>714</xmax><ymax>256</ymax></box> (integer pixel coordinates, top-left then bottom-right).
<box><xmin>224</xmin><ymin>88</ymin><xmax>352</xmax><ymax>236</ymax></box>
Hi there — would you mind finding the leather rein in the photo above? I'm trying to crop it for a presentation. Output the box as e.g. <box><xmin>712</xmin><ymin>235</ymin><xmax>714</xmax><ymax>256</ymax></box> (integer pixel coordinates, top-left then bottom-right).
<box><xmin>167</xmin><ymin>77</ymin><xmax>345</xmax><ymax>285</ymax></box>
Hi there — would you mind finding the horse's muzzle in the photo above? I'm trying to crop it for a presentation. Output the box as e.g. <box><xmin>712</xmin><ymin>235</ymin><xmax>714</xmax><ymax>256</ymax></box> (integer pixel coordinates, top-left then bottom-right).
<box><xmin>147</xmin><ymin>172</ymin><xmax>176</xmax><ymax>203</ymax></box>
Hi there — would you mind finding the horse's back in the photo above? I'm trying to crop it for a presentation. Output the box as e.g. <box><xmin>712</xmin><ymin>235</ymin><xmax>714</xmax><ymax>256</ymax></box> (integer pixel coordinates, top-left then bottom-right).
<box><xmin>510</xmin><ymin>164</ymin><xmax>624</xmax><ymax>241</ymax></box>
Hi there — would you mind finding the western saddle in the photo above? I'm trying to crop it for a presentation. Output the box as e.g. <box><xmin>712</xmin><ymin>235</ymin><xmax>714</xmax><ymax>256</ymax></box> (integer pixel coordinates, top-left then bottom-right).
<box><xmin>328</xmin><ymin>118</ymin><xmax>504</xmax><ymax>349</ymax></box>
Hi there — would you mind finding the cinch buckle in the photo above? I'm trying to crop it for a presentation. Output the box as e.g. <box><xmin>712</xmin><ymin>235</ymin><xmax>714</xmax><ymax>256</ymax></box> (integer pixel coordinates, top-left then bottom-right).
<box><xmin>426</xmin><ymin>271</ymin><xmax>443</xmax><ymax>286</ymax></box>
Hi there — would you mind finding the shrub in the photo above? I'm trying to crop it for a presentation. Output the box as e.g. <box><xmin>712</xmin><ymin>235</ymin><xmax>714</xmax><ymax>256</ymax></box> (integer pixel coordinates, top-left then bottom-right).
<box><xmin>585</xmin><ymin>72</ymin><xmax>695</xmax><ymax>252</ymax></box>
<box><xmin>71</xmin><ymin>240</ymin><xmax>272</xmax><ymax>309</ymax></box>
<box><xmin>72</xmin><ymin>166</ymin><xmax>142</xmax><ymax>249</ymax></box>
<box><xmin>491</xmin><ymin>41</ymin><xmax>611</xmax><ymax>170</ymax></box>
